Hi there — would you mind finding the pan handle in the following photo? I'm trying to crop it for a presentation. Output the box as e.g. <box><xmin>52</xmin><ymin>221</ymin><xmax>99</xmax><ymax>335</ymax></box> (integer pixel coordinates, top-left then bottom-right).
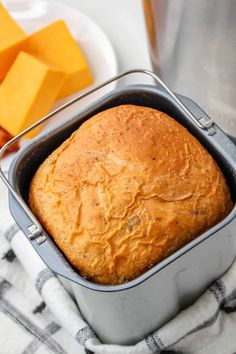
<box><xmin>0</xmin><ymin>69</ymin><xmax>215</xmax><ymax>243</ymax></box>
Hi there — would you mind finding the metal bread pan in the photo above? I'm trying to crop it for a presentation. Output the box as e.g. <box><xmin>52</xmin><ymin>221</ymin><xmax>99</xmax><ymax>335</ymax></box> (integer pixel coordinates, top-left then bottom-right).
<box><xmin>3</xmin><ymin>72</ymin><xmax>236</xmax><ymax>345</ymax></box>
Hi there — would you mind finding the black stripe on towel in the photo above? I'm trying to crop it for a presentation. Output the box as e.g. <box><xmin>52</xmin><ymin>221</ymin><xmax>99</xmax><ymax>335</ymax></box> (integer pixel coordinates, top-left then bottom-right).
<box><xmin>35</xmin><ymin>269</ymin><xmax>55</xmax><ymax>294</ymax></box>
<box><xmin>32</xmin><ymin>301</ymin><xmax>46</xmax><ymax>314</ymax></box>
<box><xmin>0</xmin><ymin>297</ymin><xmax>65</xmax><ymax>354</ymax></box>
<box><xmin>209</xmin><ymin>280</ymin><xmax>226</xmax><ymax>303</ymax></box>
<box><xmin>75</xmin><ymin>326</ymin><xmax>97</xmax><ymax>346</ymax></box>
<box><xmin>21</xmin><ymin>322</ymin><xmax>63</xmax><ymax>354</ymax></box>
<box><xmin>222</xmin><ymin>289</ymin><xmax>236</xmax><ymax>313</ymax></box>
<box><xmin>222</xmin><ymin>296</ymin><xmax>236</xmax><ymax>313</ymax></box>
<box><xmin>2</xmin><ymin>248</ymin><xmax>16</xmax><ymax>262</ymax></box>
<box><xmin>0</xmin><ymin>278</ymin><xmax>11</xmax><ymax>297</ymax></box>
<box><xmin>222</xmin><ymin>303</ymin><xmax>236</xmax><ymax>313</ymax></box>
<box><xmin>145</xmin><ymin>331</ymin><xmax>164</xmax><ymax>353</ymax></box>
<box><xmin>5</xmin><ymin>224</ymin><xmax>20</xmax><ymax>243</ymax></box>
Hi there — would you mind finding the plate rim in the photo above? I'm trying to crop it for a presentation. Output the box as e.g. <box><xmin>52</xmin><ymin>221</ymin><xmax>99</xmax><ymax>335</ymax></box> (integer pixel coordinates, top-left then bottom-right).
<box><xmin>5</xmin><ymin>0</ymin><xmax>118</xmax><ymax>78</ymax></box>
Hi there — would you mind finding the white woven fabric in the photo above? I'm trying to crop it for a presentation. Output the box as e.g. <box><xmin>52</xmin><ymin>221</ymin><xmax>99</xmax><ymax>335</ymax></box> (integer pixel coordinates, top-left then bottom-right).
<box><xmin>0</xmin><ymin>155</ymin><xmax>236</xmax><ymax>354</ymax></box>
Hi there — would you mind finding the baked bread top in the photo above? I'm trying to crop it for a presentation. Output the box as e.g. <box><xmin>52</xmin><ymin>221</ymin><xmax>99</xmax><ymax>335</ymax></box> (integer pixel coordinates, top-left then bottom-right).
<box><xmin>29</xmin><ymin>105</ymin><xmax>233</xmax><ymax>285</ymax></box>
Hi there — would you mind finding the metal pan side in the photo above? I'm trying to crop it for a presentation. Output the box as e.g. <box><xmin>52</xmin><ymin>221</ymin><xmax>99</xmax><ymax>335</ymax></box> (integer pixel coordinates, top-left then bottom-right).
<box><xmin>8</xmin><ymin>84</ymin><xmax>236</xmax><ymax>293</ymax></box>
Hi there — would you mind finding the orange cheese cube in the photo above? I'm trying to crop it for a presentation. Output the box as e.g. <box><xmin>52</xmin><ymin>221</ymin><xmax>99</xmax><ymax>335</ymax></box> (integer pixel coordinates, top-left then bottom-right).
<box><xmin>0</xmin><ymin>4</ymin><xmax>26</xmax><ymax>80</ymax></box>
<box><xmin>23</xmin><ymin>20</ymin><xmax>93</xmax><ymax>98</ymax></box>
<box><xmin>0</xmin><ymin>52</ymin><xmax>65</xmax><ymax>138</ymax></box>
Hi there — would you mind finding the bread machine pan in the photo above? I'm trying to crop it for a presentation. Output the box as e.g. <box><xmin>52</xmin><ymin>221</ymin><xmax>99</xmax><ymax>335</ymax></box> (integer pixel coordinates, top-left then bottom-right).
<box><xmin>3</xmin><ymin>70</ymin><xmax>236</xmax><ymax>345</ymax></box>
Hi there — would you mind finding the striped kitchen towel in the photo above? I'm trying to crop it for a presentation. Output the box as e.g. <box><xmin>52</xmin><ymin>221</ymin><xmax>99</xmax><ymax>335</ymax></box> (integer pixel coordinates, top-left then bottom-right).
<box><xmin>0</xmin><ymin>155</ymin><xmax>236</xmax><ymax>354</ymax></box>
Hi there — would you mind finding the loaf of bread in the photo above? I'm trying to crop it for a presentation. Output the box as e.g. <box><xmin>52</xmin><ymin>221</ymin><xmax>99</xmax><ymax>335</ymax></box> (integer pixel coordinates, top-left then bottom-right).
<box><xmin>29</xmin><ymin>105</ymin><xmax>233</xmax><ymax>285</ymax></box>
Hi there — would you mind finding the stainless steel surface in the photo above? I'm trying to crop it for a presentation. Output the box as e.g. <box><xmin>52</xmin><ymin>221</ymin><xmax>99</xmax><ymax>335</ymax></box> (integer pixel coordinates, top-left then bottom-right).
<box><xmin>0</xmin><ymin>69</ymin><xmax>215</xmax><ymax>244</ymax></box>
<box><xmin>7</xmin><ymin>83</ymin><xmax>236</xmax><ymax>345</ymax></box>
<box><xmin>143</xmin><ymin>0</ymin><xmax>236</xmax><ymax>137</ymax></box>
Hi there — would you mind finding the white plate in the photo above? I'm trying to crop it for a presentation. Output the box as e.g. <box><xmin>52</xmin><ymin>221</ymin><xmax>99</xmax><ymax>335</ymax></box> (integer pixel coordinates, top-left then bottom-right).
<box><xmin>4</xmin><ymin>0</ymin><xmax>118</xmax><ymax>132</ymax></box>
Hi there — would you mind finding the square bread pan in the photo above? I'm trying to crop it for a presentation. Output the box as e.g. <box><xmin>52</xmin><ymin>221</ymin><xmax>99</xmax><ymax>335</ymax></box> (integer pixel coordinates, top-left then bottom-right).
<box><xmin>5</xmin><ymin>72</ymin><xmax>236</xmax><ymax>345</ymax></box>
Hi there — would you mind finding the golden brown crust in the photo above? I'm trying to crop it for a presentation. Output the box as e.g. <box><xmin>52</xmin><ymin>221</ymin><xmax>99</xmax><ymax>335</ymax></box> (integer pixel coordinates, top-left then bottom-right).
<box><xmin>29</xmin><ymin>105</ymin><xmax>233</xmax><ymax>285</ymax></box>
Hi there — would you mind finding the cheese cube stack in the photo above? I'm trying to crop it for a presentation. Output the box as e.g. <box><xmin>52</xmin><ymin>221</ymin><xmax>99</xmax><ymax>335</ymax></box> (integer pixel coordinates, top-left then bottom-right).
<box><xmin>23</xmin><ymin>20</ymin><xmax>93</xmax><ymax>98</ymax></box>
<box><xmin>0</xmin><ymin>4</ymin><xmax>26</xmax><ymax>79</ymax></box>
<box><xmin>0</xmin><ymin>52</ymin><xmax>64</xmax><ymax>138</ymax></box>
<box><xmin>0</xmin><ymin>4</ymin><xmax>93</xmax><ymax>138</ymax></box>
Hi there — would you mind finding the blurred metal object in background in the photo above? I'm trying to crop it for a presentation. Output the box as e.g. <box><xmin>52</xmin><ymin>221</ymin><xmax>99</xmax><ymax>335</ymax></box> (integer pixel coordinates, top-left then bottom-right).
<box><xmin>143</xmin><ymin>0</ymin><xmax>236</xmax><ymax>138</ymax></box>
